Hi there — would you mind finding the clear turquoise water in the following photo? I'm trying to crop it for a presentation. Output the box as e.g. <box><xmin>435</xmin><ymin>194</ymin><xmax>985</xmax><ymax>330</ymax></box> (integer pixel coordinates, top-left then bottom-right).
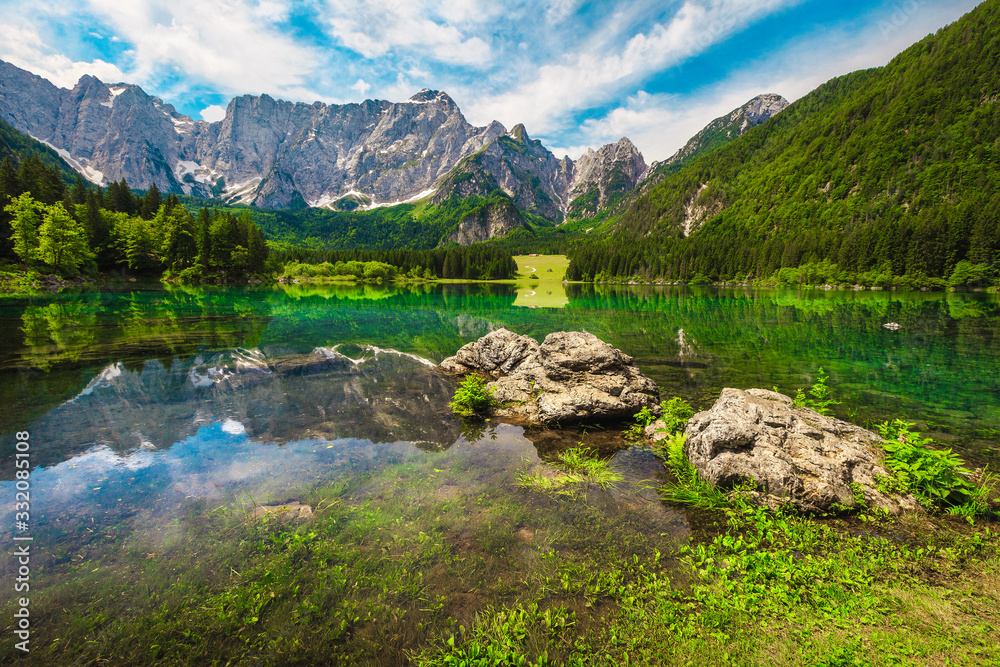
<box><xmin>1</xmin><ymin>282</ymin><xmax>997</xmax><ymax>663</ymax></box>
<box><xmin>2</xmin><ymin>282</ymin><xmax>997</xmax><ymax>469</ymax></box>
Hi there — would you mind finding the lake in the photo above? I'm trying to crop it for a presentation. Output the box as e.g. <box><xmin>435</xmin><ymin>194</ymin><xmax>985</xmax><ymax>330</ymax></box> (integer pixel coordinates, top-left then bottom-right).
<box><xmin>1</xmin><ymin>282</ymin><xmax>998</xmax><ymax>663</ymax></box>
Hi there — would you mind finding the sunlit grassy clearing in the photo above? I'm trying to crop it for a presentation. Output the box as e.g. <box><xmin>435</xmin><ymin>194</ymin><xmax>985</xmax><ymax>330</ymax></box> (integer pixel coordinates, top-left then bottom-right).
<box><xmin>513</xmin><ymin>255</ymin><xmax>569</xmax><ymax>281</ymax></box>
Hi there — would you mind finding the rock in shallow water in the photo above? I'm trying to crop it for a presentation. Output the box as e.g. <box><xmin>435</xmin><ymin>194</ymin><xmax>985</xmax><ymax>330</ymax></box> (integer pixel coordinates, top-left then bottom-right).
<box><xmin>684</xmin><ymin>388</ymin><xmax>921</xmax><ymax>514</ymax></box>
<box><xmin>439</xmin><ymin>329</ymin><xmax>660</xmax><ymax>424</ymax></box>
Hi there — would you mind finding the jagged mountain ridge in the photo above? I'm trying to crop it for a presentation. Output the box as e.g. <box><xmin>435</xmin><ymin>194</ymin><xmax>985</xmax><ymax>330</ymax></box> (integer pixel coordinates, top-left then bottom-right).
<box><xmin>0</xmin><ymin>61</ymin><xmax>649</xmax><ymax>221</ymax></box>
<box><xmin>567</xmin><ymin>137</ymin><xmax>648</xmax><ymax>218</ymax></box>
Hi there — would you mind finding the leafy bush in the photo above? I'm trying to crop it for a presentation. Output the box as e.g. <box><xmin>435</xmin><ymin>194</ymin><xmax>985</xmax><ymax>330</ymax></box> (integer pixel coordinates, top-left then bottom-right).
<box><xmin>626</xmin><ymin>397</ymin><xmax>694</xmax><ymax>442</ymax></box>
<box><xmin>876</xmin><ymin>419</ymin><xmax>991</xmax><ymax>516</ymax></box>
<box><xmin>449</xmin><ymin>375</ymin><xmax>495</xmax><ymax>418</ymax></box>
<box><xmin>793</xmin><ymin>367</ymin><xmax>839</xmax><ymax>416</ymax></box>
<box><xmin>624</xmin><ymin>405</ymin><xmax>656</xmax><ymax>441</ymax></box>
<box><xmin>659</xmin><ymin>397</ymin><xmax>694</xmax><ymax>435</ymax></box>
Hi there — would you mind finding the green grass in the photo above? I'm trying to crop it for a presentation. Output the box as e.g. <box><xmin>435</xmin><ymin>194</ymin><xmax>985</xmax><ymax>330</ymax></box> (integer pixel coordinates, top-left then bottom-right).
<box><xmin>517</xmin><ymin>445</ymin><xmax>623</xmax><ymax>495</ymax></box>
<box><xmin>512</xmin><ymin>255</ymin><xmax>570</xmax><ymax>308</ymax></box>
<box><xmin>513</xmin><ymin>255</ymin><xmax>569</xmax><ymax>281</ymax></box>
<box><xmin>5</xmin><ymin>439</ymin><xmax>997</xmax><ymax>667</ymax></box>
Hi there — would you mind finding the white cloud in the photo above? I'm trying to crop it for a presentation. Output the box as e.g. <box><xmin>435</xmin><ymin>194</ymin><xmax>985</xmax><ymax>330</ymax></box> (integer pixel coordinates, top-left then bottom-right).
<box><xmin>324</xmin><ymin>0</ymin><xmax>493</xmax><ymax>65</ymax></box>
<box><xmin>82</xmin><ymin>0</ymin><xmax>324</xmax><ymax>98</ymax></box>
<box><xmin>351</xmin><ymin>78</ymin><xmax>371</xmax><ymax>97</ymax></box>
<box><xmin>0</xmin><ymin>23</ymin><xmax>127</xmax><ymax>88</ymax></box>
<box><xmin>545</xmin><ymin>0</ymin><xmax>583</xmax><ymax>24</ymax></box>
<box><xmin>200</xmin><ymin>104</ymin><xmax>226</xmax><ymax>122</ymax></box>
<box><xmin>464</xmin><ymin>0</ymin><xmax>802</xmax><ymax>134</ymax></box>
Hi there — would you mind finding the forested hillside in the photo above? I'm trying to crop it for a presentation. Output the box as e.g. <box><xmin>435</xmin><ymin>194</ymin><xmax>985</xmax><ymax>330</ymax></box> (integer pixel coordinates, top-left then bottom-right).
<box><xmin>568</xmin><ymin>0</ymin><xmax>1000</xmax><ymax>288</ymax></box>
<box><xmin>227</xmin><ymin>189</ymin><xmax>534</xmax><ymax>251</ymax></box>
<box><xmin>0</xmin><ymin>115</ymin><xmax>79</xmax><ymax>187</ymax></box>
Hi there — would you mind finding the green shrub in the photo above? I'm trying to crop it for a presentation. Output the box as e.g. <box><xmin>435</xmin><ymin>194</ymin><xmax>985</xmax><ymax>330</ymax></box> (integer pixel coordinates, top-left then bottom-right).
<box><xmin>794</xmin><ymin>367</ymin><xmax>839</xmax><ymax>416</ymax></box>
<box><xmin>659</xmin><ymin>397</ymin><xmax>694</xmax><ymax>435</ymax></box>
<box><xmin>876</xmin><ymin>419</ymin><xmax>991</xmax><ymax>516</ymax></box>
<box><xmin>449</xmin><ymin>375</ymin><xmax>495</xmax><ymax>418</ymax></box>
<box><xmin>624</xmin><ymin>406</ymin><xmax>656</xmax><ymax>441</ymax></box>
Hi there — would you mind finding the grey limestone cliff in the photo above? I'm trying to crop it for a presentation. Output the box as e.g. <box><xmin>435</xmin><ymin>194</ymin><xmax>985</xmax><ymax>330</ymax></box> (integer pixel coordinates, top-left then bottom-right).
<box><xmin>0</xmin><ymin>60</ymin><xmax>507</xmax><ymax>209</ymax></box>
<box><xmin>566</xmin><ymin>137</ymin><xmax>647</xmax><ymax>218</ymax></box>
<box><xmin>0</xmin><ymin>60</ymin><xmax>654</xmax><ymax>226</ymax></box>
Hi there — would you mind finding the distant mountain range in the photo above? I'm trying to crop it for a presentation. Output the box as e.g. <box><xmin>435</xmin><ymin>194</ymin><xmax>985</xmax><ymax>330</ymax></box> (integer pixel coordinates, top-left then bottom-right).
<box><xmin>0</xmin><ymin>60</ymin><xmax>786</xmax><ymax>225</ymax></box>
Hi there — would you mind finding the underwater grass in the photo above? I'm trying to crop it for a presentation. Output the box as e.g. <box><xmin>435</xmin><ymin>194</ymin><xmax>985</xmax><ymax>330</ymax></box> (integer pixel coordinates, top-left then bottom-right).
<box><xmin>1</xmin><ymin>446</ymin><xmax>672</xmax><ymax>666</ymax></box>
<box><xmin>416</xmin><ymin>498</ymin><xmax>1000</xmax><ymax>666</ymax></box>
<box><xmin>516</xmin><ymin>445</ymin><xmax>624</xmax><ymax>495</ymax></box>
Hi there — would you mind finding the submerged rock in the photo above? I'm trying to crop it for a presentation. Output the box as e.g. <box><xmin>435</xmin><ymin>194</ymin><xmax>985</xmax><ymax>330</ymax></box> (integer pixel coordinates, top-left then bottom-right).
<box><xmin>684</xmin><ymin>388</ymin><xmax>921</xmax><ymax>514</ymax></box>
<box><xmin>440</xmin><ymin>328</ymin><xmax>660</xmax><ymax>424</ymax></box>
<box><xmin>250</xmin><ymin>501</ymin><xmax>314</xmax><ymax>522</ymax></box>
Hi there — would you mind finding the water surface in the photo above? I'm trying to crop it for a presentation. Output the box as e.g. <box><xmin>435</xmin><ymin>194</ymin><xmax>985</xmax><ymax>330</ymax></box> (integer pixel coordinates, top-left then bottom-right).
<box><xmin>1</xmin><ymin>282</ymin><xmax>997</xmax><ymax>662</ymax></box>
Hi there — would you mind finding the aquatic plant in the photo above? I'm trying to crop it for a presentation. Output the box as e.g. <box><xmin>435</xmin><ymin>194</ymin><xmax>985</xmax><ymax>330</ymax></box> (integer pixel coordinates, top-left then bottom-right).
<box><xmin>517</xmin><ymin>445</ymin><xmax>622</xmax><ymax>494</ymax></box>
<box><xmin>628</xmin><ymin>397</ymin><xmax>695</xmax><ymax>442</ymax></box>
<box><xmin>658</xmin><ymin>396</ymin><xmax>694</xmax><ymax>435</ymax></box>
<box><xmin>793</xmin><ymin>367</ymin><xmax>839</xmax><ymax>416</ymax></box>
<box><xmin>623</xmin><ymin>405</ymin><xmax>656</xmax><ymax>441</ymax></box>
<box><xmin>449</xmin><ymin>374</ymin><xmax>496</xmax><ymax>418</ymax></box>
<box><xmin>657</xmin><ymin>432</ymin><xmax>730</xmax><ymax>510</ymax></box>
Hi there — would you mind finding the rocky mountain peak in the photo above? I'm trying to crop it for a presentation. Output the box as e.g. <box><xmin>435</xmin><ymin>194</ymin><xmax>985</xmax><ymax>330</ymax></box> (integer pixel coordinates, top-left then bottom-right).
<box><xmin>508</xmin><ymin>123</ymin><xmax>529</xmax><ymax>143</ymax></box>
<box><xmin>659</xmin><ymin>93</ymin><xmax>789</xmax><ymax>169</ymax></box>
<box><xmin>407</xmin><ymin>89</ymin><xmax>457</xmax><ymax>108</ymax></box>
<box><xmin>565</xmin><ymin>137</ymin><xmax>648</xmax><ymax>218</ymax></box>
<box><xmin>728</xmin><ymin>93</ymin><xmax>789</xmax><ymax>132</ymax></box>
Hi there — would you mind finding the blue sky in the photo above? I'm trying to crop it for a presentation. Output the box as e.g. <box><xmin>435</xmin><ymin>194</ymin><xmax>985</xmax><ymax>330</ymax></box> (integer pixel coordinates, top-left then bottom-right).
<box><xmin>0</xmin><ymin>0</ymin><xmax>982</xmax><ymax>161</ymax></box>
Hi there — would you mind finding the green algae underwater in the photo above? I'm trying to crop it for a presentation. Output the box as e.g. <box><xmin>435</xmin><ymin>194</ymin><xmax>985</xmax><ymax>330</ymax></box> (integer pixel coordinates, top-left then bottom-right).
<box><xmin>0</xmin><ymin>282</ymin><xmax>998</xmax><ymax>665</ymax></box>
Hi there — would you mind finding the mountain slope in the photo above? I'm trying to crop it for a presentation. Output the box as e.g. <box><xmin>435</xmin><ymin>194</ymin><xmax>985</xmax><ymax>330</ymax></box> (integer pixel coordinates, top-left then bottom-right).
<box><xmin>0</xmin><ymin>115</ymin><xmax>80</xmax><ymax>186</ymax></box>
<box><xmin>568</xmin><ymin>0</ymin><xmax>1000</xmax><ymax>283</ymax></box>
<box><xmin>657</xmin><ymin>93</ymin><xmax>788</xmax><ymax>173</ymax></box>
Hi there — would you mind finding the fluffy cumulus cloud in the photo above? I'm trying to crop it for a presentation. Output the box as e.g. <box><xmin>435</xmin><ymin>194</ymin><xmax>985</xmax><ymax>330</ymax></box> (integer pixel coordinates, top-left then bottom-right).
<box><xmin>200</xmin><ymin>104</ymin><xmax>227</xmax><ymax>122</ymax></box>
<box><xmin>324</xmin><ymin>0</ymin><xmax>494</xmax><ymax>65</ymax></box>
<box><xmin>83</xmin><ymin>0</ymin><xmax>324</xmax><ymax>98</ymax></box>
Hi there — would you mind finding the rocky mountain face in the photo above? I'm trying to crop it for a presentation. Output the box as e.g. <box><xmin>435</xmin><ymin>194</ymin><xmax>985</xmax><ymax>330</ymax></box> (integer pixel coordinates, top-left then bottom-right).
<box><xmin>0</xmin><ymin>60</ymin><xmax>652</xmax><ymax>222</ymax></box>
<box><xmin>443</xmin><ymin>198</ymin><xmax>525</xmax><ymax>245</ymax></box>
<box><xmin>0</xmin><ymin>60</ymin><xmax>508</xmax><ymax>209</ymax></box>
<box><xmin>566</xmin><ymin>137</ymin><xmax>647</xmax><ymax>218</ymax></box>
<box><xmin>432</xmin><ymin>124</ymin><xmax>575</xmax><ymax>221</ymax></box>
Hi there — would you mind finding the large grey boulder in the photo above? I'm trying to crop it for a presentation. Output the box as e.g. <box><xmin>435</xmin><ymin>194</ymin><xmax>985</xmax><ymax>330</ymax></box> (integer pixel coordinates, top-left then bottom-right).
<box><xmin>684</xmin><ymin>388</ymin><xmax>921</xmax><ymax>514</ymax></box>
<box><xmin>440</xmin><ymin>329</ymin><xmax>660</xmax><ymax>424</ymax></box>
